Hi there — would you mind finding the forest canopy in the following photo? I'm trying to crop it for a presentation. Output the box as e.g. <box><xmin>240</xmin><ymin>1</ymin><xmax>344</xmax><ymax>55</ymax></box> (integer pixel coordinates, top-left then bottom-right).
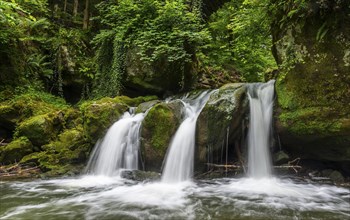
<box><xmin>0</xmin><ymin>0</ymin><xmax>276</xmax><ymax>101</ymax></box>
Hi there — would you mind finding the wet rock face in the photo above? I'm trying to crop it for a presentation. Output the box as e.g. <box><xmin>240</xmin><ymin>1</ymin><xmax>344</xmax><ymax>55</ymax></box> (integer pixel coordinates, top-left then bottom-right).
<box><xmin>196</xmin><ymin>83</ymin><xmax>248</xmax><ymax>171</ymax></box>
<box><xmin>271</xmin><ymin>0</ymin><xmax>350</xmax><ymax>172</ymax></box>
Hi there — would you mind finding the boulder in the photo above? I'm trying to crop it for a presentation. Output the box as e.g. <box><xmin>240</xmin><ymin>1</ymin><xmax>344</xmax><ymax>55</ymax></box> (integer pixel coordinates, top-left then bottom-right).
<box><xmin>14</xmin><ymin>112</ymin><xmax>64</xmax><ymax>146</ymax></box>
<box><xmin>271</xmin><ymin>0</ymin><xmax>350</xmax><ymax>173</ymax></box>
<box><xmin>273</xmin><ymin>151</ymin><xmax>290</xmax><ymax>165</ymax></box>
<box><xmin>80</xmin><ymin>96</ymin><xmax>157</xmax><ymax>141</ymax></box>
<box><xmin>196</xmin><ymin>83</ymin><xmax>248</xmax><ymax>171</ymax></box>
<box><xmin>141</xmin><ymin>101</ymin><xmax>183</xmax><ymax>171</ymax></box>
<box><xmin>21</xmin><ymin>127</ymin><xmax>90</xmax><ymax>176</ymax></box>
<box><xmin>0</xmin><ymin>137</ymin><xmax>33</xmax><ymax>164</ymax></box>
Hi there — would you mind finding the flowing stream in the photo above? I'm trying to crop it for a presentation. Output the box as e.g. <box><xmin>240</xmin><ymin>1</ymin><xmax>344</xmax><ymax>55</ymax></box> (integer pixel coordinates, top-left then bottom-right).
<box><xmin>1</xmin><ymin>83</ymin><xmax>349</xmax><ymax>219</ymax></box>
<box><xmin>247</xmin><ymin>80</ymin><xmax>275</xmax><ymax>178</ymax></box>
<box><xmin>85</xmin><ymin>109</ymin><xmax>144</xmax><ymax>176</ymax></box>
<box><xmin>162</xmin><ymin>91</ymin><xmax>212</xmax><ymax>183</ymax></box>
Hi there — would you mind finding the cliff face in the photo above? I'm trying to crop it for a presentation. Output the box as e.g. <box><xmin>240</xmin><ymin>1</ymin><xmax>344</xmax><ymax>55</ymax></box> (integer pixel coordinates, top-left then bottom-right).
<box><xmin>271</xmin><ymin>0</ymin><xmax>350</xmax><ymax>173</ymax></box>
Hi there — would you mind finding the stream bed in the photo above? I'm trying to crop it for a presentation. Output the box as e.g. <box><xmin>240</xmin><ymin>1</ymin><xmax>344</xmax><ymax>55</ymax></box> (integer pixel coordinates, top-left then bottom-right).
<box><xmin>1</xmin><ymin>176</ymin><xmax>349</xmax><ymax>220</ymax></box>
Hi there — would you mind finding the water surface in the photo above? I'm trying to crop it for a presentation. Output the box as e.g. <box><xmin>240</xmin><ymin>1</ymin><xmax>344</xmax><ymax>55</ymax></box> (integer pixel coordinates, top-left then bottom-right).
<box><xmin>1</xmin><ymin>176</ymin><xmax>349</xmax><ymax>220</ymax></box>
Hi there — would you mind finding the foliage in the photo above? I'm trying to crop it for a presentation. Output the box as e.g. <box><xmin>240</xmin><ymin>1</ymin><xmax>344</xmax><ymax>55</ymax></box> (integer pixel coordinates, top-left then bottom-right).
<box><xmin>92</xmin><ymin>0</ymin><xmax>209</xmax><ymax>97</ymax></box>
<box><xmin>200</xmin><ymin>0</ymin><xmax>277</xmax><ymax>82</ymax></box>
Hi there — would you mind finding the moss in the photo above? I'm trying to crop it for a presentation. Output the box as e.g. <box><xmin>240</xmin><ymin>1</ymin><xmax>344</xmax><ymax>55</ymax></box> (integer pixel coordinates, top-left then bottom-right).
<box><xmin>0</xmin><ymin>137</ymin><xmax>33</xmax><ymax>164</ymax></box>
<box><xmin>21</xmin><ymin>127</ymin><xmax>90</xmax><ymax>176</ymax></box>
<box><xmin>279</xmin><ymin>107</ymin><xmax>345</xmax><ymax>135</ymax></box>
<box><xmin>80</xmin><ymin>95</ymin><xmax>157</xmax><ymax>141</ymax></box>
<box><xmin>14</xmin><ymin>112</ymin><xmax>63</xmax><ymax>146</ymax></box>
<box><xmin>143</xmin><ymin>103</ymin><xmax>178</xmax><ymax>152</ymax></box>
<box><xmin>141</xmin><ymin>102</ymin><xmax>181</xmax><ymax>171</ymax></box>
<box><xmin>10</xmin><ymin>91</ymin><xmax>70</xmax><ymax>119</ymax></box>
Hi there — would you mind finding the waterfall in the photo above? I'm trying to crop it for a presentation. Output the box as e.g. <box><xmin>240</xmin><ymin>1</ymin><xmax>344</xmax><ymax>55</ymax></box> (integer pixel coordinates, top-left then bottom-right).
<box><xmin>247</xmin><ymin>80</ymin><xmax>275</xmax><ymax>178</ymax></box>
<box><xmin>85</xmin><ymin>110</ymin><xmax>145</xmax><ymax>176</ymax></box>
<box><xmin>161</xmin><ymin>91</ymin><xmax>213</xmax><ymax>183</ymax></box>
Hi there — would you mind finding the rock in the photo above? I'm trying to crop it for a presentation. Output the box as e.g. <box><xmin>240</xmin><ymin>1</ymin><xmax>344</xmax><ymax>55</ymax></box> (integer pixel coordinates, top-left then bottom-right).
<box><xmin>80</xmin><ymin>96</ymin><xmax>157</xmax><ymax>142</ymax></box>
<box><xmin>121</xmin><ymin>170</ymin><xmax>161</xmax><ymax>182</ymax></box>
<box><xmin>0</xmin><ymin>137</ymin><xmax>33</xmax><ymax>164</ymax></box>
<box><xmin>124</xmin><ymin>47</ymin><xmax>195</xmax><ymax>96</ymax></box>
<box><xmin>14</xmin><ymin>113</ymin><xmax>63</xmax><ymax>146</ymax></box>
<box><xmin>272</xmin><ymin>0</ymin><xmax>350</xmax><ymax>173</ymax></box>
<box><xmin>141</xmin><ymin>102</ymin><xmax>182</xmax><ymax>171</ymax></box>
<box><xmin>136</xmin><ymin>100</ymin><xmax>161</xmax><ymax>113</ymax></box>
<box><xmin>21</xmin><ymin>127</ymin><xmax>90</xmax><ymax>176</ymax></box>
<box><xmin>196</xmin><ymin>83</ymin><xmax>248</xmax><ymax>171</ymax></box>
<box><xmin>321</xmin><ymin>169</ymin><xmax>345</xmax><ymax>183</ymax></box>
<box><xmin>273</xmin><ymin>151</ymin><xmax>290</xmax><ymax>165</ymax></box>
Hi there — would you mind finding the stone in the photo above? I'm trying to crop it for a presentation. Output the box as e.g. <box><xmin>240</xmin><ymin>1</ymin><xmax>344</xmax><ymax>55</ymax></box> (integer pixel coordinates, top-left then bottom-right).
<box><xmin>273</xmin><ymin>151</ymin><xmax>290</xmax><ymax>165</ymax></box>
<box><xmin>0</xmin><ymin>137</ymin><xmax>33</xmax><ymax>164</ymax></box>
<box><xmin>196</xmin><ymin>83</ymin><xmax>248</xmax><ymax>171</ymax></box>
<box><xmin>141</xmin><ymin>102</ymin><xmax>182</xmax><ymax>171</ymax></box>
<box><xmin>271</xmin><ymin>0</ymin><xmax>350</xmax><ymax>173</ymax></box>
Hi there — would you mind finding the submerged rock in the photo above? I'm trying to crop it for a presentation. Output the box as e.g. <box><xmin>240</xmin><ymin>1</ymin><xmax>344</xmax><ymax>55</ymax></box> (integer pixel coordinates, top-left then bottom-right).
<box><xmin>121</xmin><ymin>170</ymin><xmax>161</xmax><ymax>182</ymax></box>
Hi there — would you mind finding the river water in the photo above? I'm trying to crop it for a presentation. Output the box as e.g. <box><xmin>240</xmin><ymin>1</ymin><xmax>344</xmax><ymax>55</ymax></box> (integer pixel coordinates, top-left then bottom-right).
<box><xmin>1</xmin><ymin>176</ymin><xmax>349</xmax><ymax>219</ymax></box>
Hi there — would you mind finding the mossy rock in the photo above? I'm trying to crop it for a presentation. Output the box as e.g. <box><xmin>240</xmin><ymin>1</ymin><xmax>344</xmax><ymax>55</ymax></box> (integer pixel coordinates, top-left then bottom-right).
<box><xmin>272</xmin><ymin>0</ymin><xmax>350</xmax><ymax>172</ymax></box>
<box><xmin>0</xmin><ymin>137</ymin><xmax>33</xmax><ymax>164</ymax></box>
<box><xmin>196</xmin><ymin>84</ymin><xmax>248</xmax><ymax>170</ymax></box>
<box><xmin>80</xmin><ymin>95</ymin><xmax>157</xmax><ymax>142</ymax></box>
<box><xmin>141</xmin><ymin>102</ymin><xmax>182</xmax><ymax>171</ymax></box>
<box><xmin>14</xmin><ymin>112</ymin><xmax>64</xmax><ymax>146</ymax></box>
<box><xmin>20</xmin><ymin>127</ymin><xmax>90</xmax><ymax>176</ymax></box>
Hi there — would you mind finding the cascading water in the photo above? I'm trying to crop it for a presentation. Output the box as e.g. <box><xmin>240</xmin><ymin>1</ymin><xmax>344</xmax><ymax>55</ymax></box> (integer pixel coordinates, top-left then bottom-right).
<box><xmin>161</xmin><ymin>91</ymin><xmax>213</xmax><ymax>183</ymax></box>
<box><xmin>247</xmin><ymin>80</ymin><xmax>275</xmax><ymax>178</ymax></box>
<box><xmin>85</xmin><ymin>109</ymin><xmax>145</xmax><ymax>176</ymax></box>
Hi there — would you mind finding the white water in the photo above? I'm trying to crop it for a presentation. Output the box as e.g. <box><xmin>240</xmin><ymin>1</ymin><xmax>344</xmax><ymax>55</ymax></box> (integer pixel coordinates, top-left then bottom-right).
<box><xmin>1</xmin><ymin>177</ymin><xmax>349</xmax><ymax>220</ymax></box>
<box><xmin>161</xmin><ymin>91</ymin><xmax>213</xmax><ymax>183</ymax></box>
<box><xmin>85</xmin><ymin>110</ymin><xmax>145</xmax><ymax>176</ymax></box>
<box><xmin>247</xmin><ymin>80</ymin><xmax>275</xmax><ymax>178</ymax></box>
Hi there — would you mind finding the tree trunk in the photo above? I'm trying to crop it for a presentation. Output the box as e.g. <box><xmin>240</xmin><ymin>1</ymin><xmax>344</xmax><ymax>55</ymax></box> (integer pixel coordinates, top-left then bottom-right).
<box><xmin>83</xmin><ymin>0</ymin><xmax>89</xmax><ymax>29</ymax></box>
<box><xmin>73</xmin><ymin>0</ymin><xmax>79</xmax><ymax>17</ymax></box>
<box><xmin>64</xmin><ymin>0</ymin><xmax>67</xmax><ymax>13</ymax></box>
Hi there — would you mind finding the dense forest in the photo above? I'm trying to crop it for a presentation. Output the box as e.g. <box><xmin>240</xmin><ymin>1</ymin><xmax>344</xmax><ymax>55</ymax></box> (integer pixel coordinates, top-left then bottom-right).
<box><xmin>0</xmin><ymin>0</ymin><xmax>349</xmax><ymax>179</ymax></box>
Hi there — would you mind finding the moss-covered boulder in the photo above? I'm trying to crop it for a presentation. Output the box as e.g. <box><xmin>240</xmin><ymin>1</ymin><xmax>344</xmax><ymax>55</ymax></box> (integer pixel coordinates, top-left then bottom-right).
<box><xmin>196</xmin><ymin>83</ymin><xmax>248</xmax><ymax>170</ymax></box>
<box><xmin>20</xmin><ymin>127</ymin><xmax>89</xmax><ymax>176</ymax></box>
<box><xmin>0</xmin><ymin>91</ymin><xmax>69</xmax><ymax>141</ymax></box>
<box><xmin>141</xmin><ymin>102</ymin><xmax>182</xmax><ymax>171</ymax></box>
<box><xmin>14</xmin><ymin>112</ymin><xmax>64</xmax><ymax>147</ymax></box>
<box><xmin>80</xmin><ymin>96</ymin><xmax>157</xmax><ymax>142</ymax></box>
<box><xmin>0</xmin><ymin>137</ymin><xmax>33</xmax><ymax>164</ymax></box>
<box><xmin>271</xmin><ymin>0</ymin><xmax>350</xmax><ymax>173</ymax></box>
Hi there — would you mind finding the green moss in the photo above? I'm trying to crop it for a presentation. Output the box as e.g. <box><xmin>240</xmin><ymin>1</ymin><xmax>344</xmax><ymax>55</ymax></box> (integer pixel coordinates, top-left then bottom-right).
<box><xmin>279</xmin><ymin>107</ymin><xmax>344</xmax><ymax>135</ymax></box>
<box><xmin>80</xmin><ymin>101</ymin><xmax>128</xmax><ymax>141</ymax></box>
<box><xmin>9</xmin><ymin>91</ymin><xmax>70</xmax><ymax>119</ymax></box>
<box><xmin>0</xmin><ymin>137</ymin><xmax>33</xmax><ymax>164</ymax></box>
<box><xmin>80</xmin><ymin>95</ymin><xmax>157</xmax><ymax>141</ymax></box>
<box><xmin>15</xmin><ymin>113</ymin><xmax>63</xmax><ymax>146</ymax></box>
<box><xmin>21</xmin><ymin>127</ymin><xmax>90</xmax><ymax>176</ymax></box>
<box><xmin>143</xmin><ymin>103</ymin><xmax>178</xmax><ymax>153</ymax></box>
